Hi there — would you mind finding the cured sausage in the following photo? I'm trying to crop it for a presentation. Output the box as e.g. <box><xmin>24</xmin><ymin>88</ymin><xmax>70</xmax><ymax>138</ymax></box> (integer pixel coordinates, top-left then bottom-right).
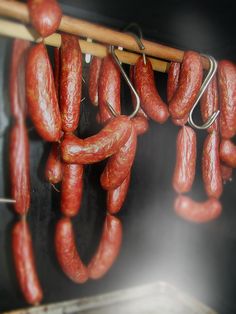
<box><xmin>169</xmin><ymin>51</ymin><xmax>203</xmax><ymax>119</ymax></box>
<box><xmin>53</xmin><ymin>47</ymin><xmax>60</xmax><ymax>99</ymax></box>
<box><xmin>172</xmin><ymin>126</ymin><xmax>197</xmax><ymax>193</ymax></box>
<box><xmin>88</xmin><ymin>56</ymin><xmax>102</xmax><ymax>106</ymax></box>
<box><xmin>60</xmin><ymin>164</ymin><xmax>83</xmax><ymax>217</ymax></box>
<box><xmin>28</xmin><ymin>0</ymin><xmax>62</xmax><ymax>38</ymax></box>
<box><xmin>12</xmin><ymin>220</ymin><xmax>43</xmax><ymax>305</ymax></box>
<box><xmin>132</xmin><ymin>116</ymin><xmax>149</xmax><ymax>135</ymax></box>
<box><xmin>55</xmin><ymin>217</ymin><xmax>88</xmax><ymax>283</ymax></box>
<box><xmin>134</xmin><ymin>56</ymin><xmax>169</xmax><ymax>123</ymax></box>
<box><xmin>220</xmin><ymin>139</ymin><xmax>236</xmax><ymax>168</ymax></box>
<box><xmin>60</xmin><ymin>34</ymin><xmax>82</xmax><ymax>132</ymax></box>
<box><xmin>202</xmin><ymin>132</ymin><xmax>222</xmax><ymax>198</ymax></box>
<box><xmin>26</xmin><ymin>43</ymin><xmax>61</xmax><ymax>142</ymax></box>
<box><xmin>88</xmin><ymin>214</ymin><xmax>122</xmax><ymax>279</ymax></box>
<box><xmin>218</xmin><ymin>60</ymin><xmax>236</xmax><ymax>139</ymax></box>
<box><xmin>45</xmin><ymin>143</ymin><xmax>62</xmax><ymax>184</ymax></box>
<box><xmin>174</xmin><ymin>195</ymin><xmax>222</xmax><ymax>223</ymax></box>
<box><xmin>100</xmin><ymin>124</ymin><xmax>137</xmax><ymax>190</ymax></box>
<box><xmin>107</xmin><ymin>174</ymin><xmax>130</xmax><ymax>214</ymax></box>
<box><xmin>9</xmin><ymin>121</ymin><xmax>30</xmax><ymax>215</ymax></box>
<box><xmin>221</xmin><ymin>163</ymin><xmax>233</xmax><ymax>183</ymax></box>
<box><xmin>61</xmin><ymin>115</ymin><xmax>132</xmax><ymax>164</ymax></box>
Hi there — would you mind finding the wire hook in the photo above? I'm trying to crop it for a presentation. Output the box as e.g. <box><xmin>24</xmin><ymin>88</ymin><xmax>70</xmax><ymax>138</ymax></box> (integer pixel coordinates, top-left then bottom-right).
<box><xmin>188</xmin><ymin>54</ymin><xmax>220</xmax><ymax>130</ymax></box>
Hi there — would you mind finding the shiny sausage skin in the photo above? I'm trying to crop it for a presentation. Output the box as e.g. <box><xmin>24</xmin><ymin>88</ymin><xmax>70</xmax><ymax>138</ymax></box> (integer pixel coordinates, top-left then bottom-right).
<box><xmin>61</xmin><ymin>115</ymin><xmax>132</xmax><ymax>164</ymax></box>
<box><xmin>107</xmin><ymin>174</ymin><xmax>130</xmax><ymax>214</ymax></box>
<box><xmin>220</xmin><ymin>139</ymin><xmax>236</xmax><ymax>168</ymax></box>
<box><xmin>202</xmin><ymin>132</ymin><xmax>222</xmax><ymax>198</ymax></box>
<box><xmin>45</xmin><ymin>143</ymin><xmax>62</xmax><ymax>184</ymax></box>
<box><xmin>28</xmin><ymin>0</ymin><xmax>62</xmax><ymax>37</ymax></box>
<box><xmin>100</xmin><ymin>124</ymin><xmax>137</xmax><ymax>190</ymax></box>
<box><xmin>134</xmin><ymin>56</ymin><xmax>169</xmax><ymax>123</ymax></box>
<box><xmin>167</xmin><ymin>61</ymin><xmax>180</xmax><ymax>102</ymax></box>
<box><xmin>9</xmin><ymin>121</ymin><xmax>30</xmax><ymax>215</ymax></box>
<box><xmin>88</xmin><ymin>56</ymin><xmax>102</xmax><ymax>106</ymax></box>
<box><xmin>61</xmin><ymin>164</ymin><xmax>83</xmax><ymax>217</ymax></box>
<box><xmin>98</xmin><ymin>55</ymin><xmax>121</xmax><ymax>124</ymax></box>
<box><xmin>88</xmin><ymin>214</ymin><xmax>122</xmax><ymax>279</ymax></box>
<box><xmin>26</xmin><ymin>43</ymin><xmax>61</xmax><ymax>142</ymax></box>
<box><xmin>221</xmin><ymin>163</ymin><xmax>233</xmax><ymax>183</ymax></box>
<box><xmin>132</xmin><ymin>116</ymin><xmax>149</xmax><ymax>135</ymax></box>
<box><xmin>12</xmin><ymin>220</ymin><xmax>43</xmax><ymax>305</ymax></box>
<box><xmin>169</xmin><ymin>51</ymin><xmax>203</xmax><ymax>119</ymax></box>
<box><xmin>172</xmin><ymin>126</ymin><xmax>197</xmax><ymax>193</ymax></box>
<box><xmin>200</xmin><ymin>75</ymin><xmax>219</xmax><ymax>133</ymax></box>
<box><xmin>218</xmin><ymin>60</ymin><xmax>236</xmax><ymax>139</ymax></box>
<box><xmin>55</xmin><ymin>217</ymin><xmax>88</xmax><ymax>283</ymax></box>
<box><xmin>174</xmin><ymin>195</ymin><xmax>222</xmax><ymax>223</ymax></box>
<box><xmin>60</xmin><ymin>34</ymin><xmax>82</xmax><ymax>132</ymax></box>
<box><xmin>53</xmin><ymin>47</ymin><xmax>60</xmax><ymax>99</ymax></box>
<box><xmin>10</xmin><ymin>39</ymin><xmax>30</xmax><ymax>119</ymax></box>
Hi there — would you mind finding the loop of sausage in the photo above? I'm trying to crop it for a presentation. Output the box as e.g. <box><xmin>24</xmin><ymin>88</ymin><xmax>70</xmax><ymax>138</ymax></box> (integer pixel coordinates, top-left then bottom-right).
<box><xmin>88</xmin><ymin>56</ymin><xmax>102</xmax><ymax>106</ymax></box>
<box><xmin>45</xmin><ymin>143</ymin><xmax>63</xmax><ymax>184</ymax></box>
<box><xmin>220</xmin><ymin>139</ymin><xmax>236</xmax><ymax>168</ymax></box>
<box><xmin>131</xmin><ymin>116</ymin><xmax>149</xmax><ymax>135</ymax></box>
<box><xmin>221</xmin><ymin>163</ymin><xmax>233</xmax><ymax>183</ymax></box>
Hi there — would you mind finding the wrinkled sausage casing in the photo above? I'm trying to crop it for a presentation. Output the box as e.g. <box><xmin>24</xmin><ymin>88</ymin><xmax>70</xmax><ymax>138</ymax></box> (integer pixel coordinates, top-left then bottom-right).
<box><xmin>26</xmin><ymin>43</ymin><xmax>61</xmax><ymax>142</ymax></box>
<box><xmin>132</xmin><ymin>116</ymin><xmax>149</xmax><ymax>135</ymax></box>
<box><xmin>28</xmin><ymin>0</ymin><xmax>62</xmax><ymax>38</ymax></box>
<box><xmin>100</xmin><ymin>124</ymin><xmax>137</xmax><ymax>190</ymax></box>
<box><xmin>218</xmin><ymin>60</ymin><xmax>236</xmax><ymax>139</ymax></box>
<box><xmin>60</xmin><ymin>34</ymin><xmax>82</xmax><ymax>132</ymax></box>
<box><xmin>61</xmin><ymin>115</ymin><xmax>132</xmax><ymax>164</ymax></box>
<box><xmin>169</xmin><ymin>51</ymin><xmax>203</xmax><ymax>120</ymax></box>
<box><xmin>88</xmin><ymin>214</ymin><xmax>122</xmax><ymax>279</ymax></box>
<box><xmin>12</xmin><ymin>220</ymin><xmax>43</xmax><ymax>305</ymax></box>
<box><xmin>134</xmin><ymin>56</ymin><xmax>169</xmax><ymax>123</ymax></box>
<box><xmin>172</xmin><ymin>126</ymin><xmax>197</xmax><ymax>194</ymax></box>
<box><xmin>221</xmin><ymin>163</ymin><xmax>233</xmax><ymax>183</ymax></box>
<box><xmin>45</xmin><ymin>143</ymin><xmax>62</xmax><ymax>184</ymax></box>
<box><xmin>88</xmin><ymin>56</ymin><xmax>102</xmax><ymax>106</ymax></box>
<box><xmin>9</xmin><ymin>121</ymin><xmax>30</xmax><ymax>215</ymax></box>
<box><xmin>202</xmin><ymin>132</ymin><xmax>222</xmax><ymax>198</ymax></box>
<box><xmin>53</xmin><ymin>47</ymin><xmax>60</xmax><ymax>99</ymax></box>
<box><xmin>61</xmin><ymin>164</ymin><xmax>83</xmax><ymax>217</ymax></box>
<box><xmin>220</xmin><ymin>139</ymin><xmax>236</xmax><ymax>168</ymax></box>
<box><xmin>55</xmin><ymin>217</ymin><xmax>88</xmax><ymax>283</ymax></box>
<box><xmin>174</xmin><ymin>195</ymin><xmax>222</xmax><ymax>223</ymax></box>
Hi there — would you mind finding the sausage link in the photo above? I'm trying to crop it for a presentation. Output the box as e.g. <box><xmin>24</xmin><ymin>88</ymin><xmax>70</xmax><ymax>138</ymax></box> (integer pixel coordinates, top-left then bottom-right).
<box><xmin>60</xmin><ymin>34</ymin><xmax>82</xmax><ymax>132</ymax></box>
<box><xmin>220</xmin><ymin>139</ymin><xmax>236</xmax><ymax>168</ymax></box>
<box><xmin>169</xmin><ymin>51</ymin><xmax>203</xmax><ymax>119</ymax></box>
<box><xmin>202</xmin><ymin>132</ymin><xmax>222</xmax><ymax>198</ymax></box>
<box><xmin>88</xmin><ymin>214</ymin><xmax>122</xmax><ymax>279</ymax></box>
<box><xmin>134</xmin><ymin>56</ymin><xmax>169</xmax><ymax>123</ymax></box>
<box><xmin>221</xmin><ymin>163</ymin><xmax>233</xmax><ymax>183</ymax></box>
<box><xmin>100</xmin><ymin>124</ymin><xmax>137</xmax><ymax>190</ymax></box>
<box><xmin>218</xmin><ymin>60</ymin><xmax>236</xmax><ymax>139</ymax></box>
<box><xmin>174</xmin><ymin>195</ymin><xmax>222</xmax><ymax>223</ymax></box>
<box><xmin>88</xmin><ymin>56</ymin><xmax>102</xmax><ymax>106</ymax></box>
<box><xmin>55</xmin><ymin>217</ymin><xmax>88</xmax><ymax>283</ymax></box>
<box><xmin>53</xmin><ymin>47</ymin><xmax>60</xmax><ymax>99</ymax></box>
<box><xmin>172</xmin><ymin>126</ymin><xmax>197</xmax><ymax>193</ymax></box>
<box><xmin>107</xmin><ymin>174</ymin><xmax>130</xmax><ymax>214</ymax></box>
<box><xmin>45</xmin><ymin>143</ymin><xmax>62</xmax><ymax>184</ymax></box>
<box><xmin>61</xmin><ymin>115</ymin><xmax>132</xmax><ymax>164</ymax></box>
<box><xmin>26</xmin><ymin>43</ymin><xmax>61</xmax><ymax>142</ymax></box>
<box><xmin>28</xmin><ymin>0</ymin><xmax>62</xmax><ymax>37</ymax></box>
<box><xmin>132</xmin><ymin>116</ymin><xmax>149</xmax><ymax>135</ymax></box>
<box><xmin>12</xmin><ymin>220</ymin><xmax>43</xmax><ymax>305</ymax></box>
<box><xmin>167</xmin><ymin>61</ymin><xmax>181</xmax><ymax>102</ymax></box>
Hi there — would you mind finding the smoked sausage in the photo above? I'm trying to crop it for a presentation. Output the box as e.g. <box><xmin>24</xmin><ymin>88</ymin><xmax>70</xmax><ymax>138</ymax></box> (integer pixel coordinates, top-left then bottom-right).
<box><xmin>88</xmin><ymin>56</ymin><xmax>102</xmax><ymax>106</ymax></box>
<box><xmin>220</xmin><ymin>139</ymin><xmax>236</xmax><ymax>168</ymax></box>
<box><xmin>53</xmin><ymin>47</ymin><xmax>60</xmax><ymax>99</ymax></box>
<box><xmin>45</xmin><ymin>143</ymin><xmax>62</xmax><ymax>184</ymax></box>
<box><xmin>132</xmin><ymin>116</ymin><xmax>149</xmax><ymax>135</ymax></box>
<box><xmin>221</xmin><ymin>163</ymin><xmax>233</xmax><ymax>183</ymax></box>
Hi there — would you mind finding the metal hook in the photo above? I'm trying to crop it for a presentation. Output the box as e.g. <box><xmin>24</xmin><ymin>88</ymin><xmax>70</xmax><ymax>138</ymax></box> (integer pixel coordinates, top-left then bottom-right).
<box><xmin>107</xmin><ymin>45</ymin><xmax>141</xmax><ymax>119</ymax></box>
<box><xmin>0</xmin><ymin>197</ymin><xmax>16</xmax><ymax>203</ymax></box>
<box><xmin>188</xmin><ymin>54</ymin><xmax>220</xmax><ymax>130</ymax></box>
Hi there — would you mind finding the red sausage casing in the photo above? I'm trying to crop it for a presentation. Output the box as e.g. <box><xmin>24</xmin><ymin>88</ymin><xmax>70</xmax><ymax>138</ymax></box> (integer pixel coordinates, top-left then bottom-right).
<box><xmin>132</xmin><ymin>116</ymin><xmax>149</xmax><ymax>135</ymax></box>
<box><xmin>221</xmin><ymin>163</ymin><xmax>233</xmax><ymax>183</ymax></box>
<box><xmin>88</xmin><ymin>56</ymin><xmax>102</xmax><ymax>106</ymax></box>
<box><xmin>220</xmin><ymin>139</ymin><xmax>236</xmax><ymax>168</ymax></box>
<box><xmin>45</xmin><ymin>143</ymin><xmax>62</xmax><ymax>184</ymax></box>
<box><xmin>53</xmin><ymin>47</ymin><xmax>60</xmax><ymax>99</ymax></box>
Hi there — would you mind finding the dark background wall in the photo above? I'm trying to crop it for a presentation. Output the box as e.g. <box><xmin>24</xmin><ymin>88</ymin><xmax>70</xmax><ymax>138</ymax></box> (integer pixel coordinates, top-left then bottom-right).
<box><xmin>1</xmin><ymin>0</ymin><xmax>236</xmax><ymax>313</ymax></box>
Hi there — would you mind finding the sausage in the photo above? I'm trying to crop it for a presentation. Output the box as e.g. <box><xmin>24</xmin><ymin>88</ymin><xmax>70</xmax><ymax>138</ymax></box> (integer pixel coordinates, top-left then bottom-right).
<box><xmin>218</xmin><ymin>60</ymin><xmax>236</xmax><ymax>139</ymax></box>
<box><xmin>172</xmin><ymin>126</ymin><xmax>197</xmax><ymax>193</ymax></box>
<box><xmin>88</xmin><ymin>214</ymin><xmax>122</xmax><ymax>279</ymax></box>
<box><xmin>28</xmin><ymin>0</ymin><xmax>62</xmax><ymax>38</ymax></box>
<box><xmin>220</xmin><ymin>139</ymin><xmax>236</xmax><ymax>168</ymax></box>
<box><xmin>60</xmin><ymin>164</ymin><xmax>83</xmax><ymax>217</ymax></box>
<box><xmin>169</xmin><ymin>51</ymin><xmax>203</xmax><ymax>119</ymax></box>
<box><xmin>45</xmin><ymin>143</ymin><xmax>62</xmax><ymax>184</ymax></box>
<box><xmin>9</xmin><ymin>121</ymin><xmax>30</xmax><ymax>215</ymax></box>
<box><xmin>174</xmin><ymin>195</ymin><xmax>222</xmax><ymax>223</ymax></box>
<box><xmin>88</xmin><ymin>56</ymin><xmax>102</xmax><ymax>106</ymax></box>
<box><xmin>134</xmin><ymin>56</ymin><xmax>169</xmax><ymax>123</ymax></box>
<box><xmin>53</xmin><ymin>47</ymin><xmax>60</xmax><ymax>99</ymax></box>
<box><xmin>26</xmin><ymin>43</ymin><xmax>61</xmax><ymax>142</ymax></box>
<box><xmin>200</xmin><ymin>75</ymin><xmax>219</xmax><ymax>133</ymax></box>
<box><xmin>100</xmin><ymin>124</ymin><xmax>137</xmax><ymax>190</ymax></box>
<box><xmin>107</xmin><ymin>173</ymin><xmax>130</xmax><ymax>214</ymax></box>
<box><xmin>132</xmin><ymin>116</ymin><xmax>149</xmax><ymax>135</ymax></box>
<box><xmin>12</xmin><ymin>220</ymin><xmax>43</xmax><ymax>305</ymax></box>
<box><xmin>61</xmin><ymin>115</ymin><xmax>132</xmax><ymax>164</ymax></box>
<box><xmin>202</xmin><ymin>131</ymin><xmax>222</xmax><ymax>198</ymax></box>
<box><xmin>221</xmin><ymin>163</ymin><xmax>233</xmax><ymax>183</ymax></box>
<box><xmin>60</xmin><ymin>34</ymin><xmax>82</xmax><ymax>132</ymax></box>
<box><xmin>98</xmin><ymin>55</ymin><xmax>121</xmax><ymax>124</ymax></box>
<box><xmin>55</xmin><ymin>217</ymin><xmax>88</xmax><ymax>283</ymax></box>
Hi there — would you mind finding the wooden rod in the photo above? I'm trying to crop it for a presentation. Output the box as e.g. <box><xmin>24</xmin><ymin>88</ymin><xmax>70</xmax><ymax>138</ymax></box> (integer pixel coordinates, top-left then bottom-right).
<box><xmin>0</xmin><ymin>0</ymin><xmax>209</xmax><ymax>69</ymax></box>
